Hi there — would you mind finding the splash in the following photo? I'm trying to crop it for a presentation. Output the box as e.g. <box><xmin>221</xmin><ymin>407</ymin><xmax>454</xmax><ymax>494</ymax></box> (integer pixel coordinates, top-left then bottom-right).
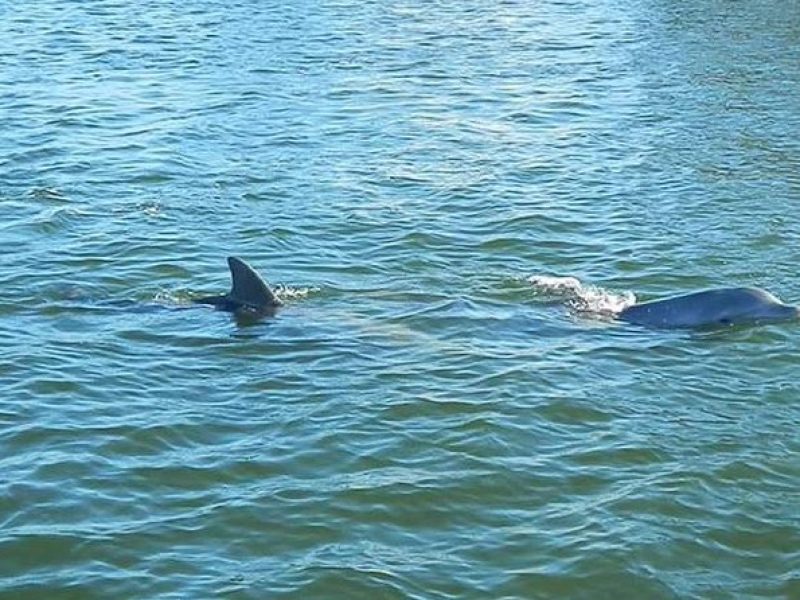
<box><xmin>272</xmin><ymin>284</ymin><xmax>318</xmax><ymax>302</ymax></box>
<box><xmin>527</xmin><ymin>275</ymin><xmax>636</xmax><ymax>317</ymax></box>
<box><xmin>153</xmin><ymin>289</ymin><xmax>185</xmax><ymax>305</ymax></box>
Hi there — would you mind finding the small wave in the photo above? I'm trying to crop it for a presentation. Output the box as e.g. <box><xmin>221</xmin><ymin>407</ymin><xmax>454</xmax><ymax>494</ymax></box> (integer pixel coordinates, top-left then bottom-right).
<box><xmin>28</xmin><ymin>205</ymin><xmax>89</xmax><ymax>234</ymax></box>
<box><xmin>527</xmin><ymin>275</ymin><xmax>636</xmax><ymax>317</ymax></box>
<box><xmin>29</xmin><ymin>187</ymin><xmax>70</xmax><ymax>202</ymax></box>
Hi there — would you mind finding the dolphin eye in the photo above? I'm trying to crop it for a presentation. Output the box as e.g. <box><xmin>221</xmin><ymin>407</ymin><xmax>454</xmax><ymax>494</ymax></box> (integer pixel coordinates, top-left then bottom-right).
<box><xmin>719</xmin><ymin>318</ymin><xmax>731</xmax><ymax>325</ymax></box>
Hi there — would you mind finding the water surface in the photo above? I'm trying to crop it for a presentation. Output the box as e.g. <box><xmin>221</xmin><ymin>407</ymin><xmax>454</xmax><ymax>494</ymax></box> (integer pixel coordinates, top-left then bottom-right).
<box><xmin>2</xmin><ymin>0</ymin><xmax>799</xmax><ymax>598</ymax></box>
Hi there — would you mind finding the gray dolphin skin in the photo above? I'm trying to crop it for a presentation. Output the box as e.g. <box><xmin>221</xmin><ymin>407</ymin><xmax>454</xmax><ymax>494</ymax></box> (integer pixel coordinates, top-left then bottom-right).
<box><xmin>618</xmin><ymin>287</ymin><xmax>799</xmax><ymax>329</ymax></box>
<box><xmin>194</xmin><ymin>256</ymin><xmax>282</xmax><ymax>314</ymax></box>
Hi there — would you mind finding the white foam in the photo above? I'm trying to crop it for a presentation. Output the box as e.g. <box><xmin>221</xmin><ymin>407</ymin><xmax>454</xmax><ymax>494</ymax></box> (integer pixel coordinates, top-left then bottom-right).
<box><xmin>527</xmin><ymin>275</ymin><xmax>583</xmax><ymax>294</ymax></box>
<box><xmin>527</xmin><ymin>274</ymin><xmax>636</xmax><ymax>317</ymax></box>
<box><xmin>273</xmin><ymin>285</ymin><xmax>318</xmax><ymax>302</ymax></box>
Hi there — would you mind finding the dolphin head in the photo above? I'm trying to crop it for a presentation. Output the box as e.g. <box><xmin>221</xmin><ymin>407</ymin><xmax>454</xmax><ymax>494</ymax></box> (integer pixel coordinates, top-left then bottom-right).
<box><xmin>709</xmin><ymin>288</ymin><xmax>798</xmax><ymax>325</ymax></box>
<box><xmin>751</xmin><ymin>299</ymin><xmax>800</xmax><ymax>321</ymax></box>
<box><xmin>619</xmin><ymin>287</ymin><xmax>799</xmax><ymax>328</ymax></box>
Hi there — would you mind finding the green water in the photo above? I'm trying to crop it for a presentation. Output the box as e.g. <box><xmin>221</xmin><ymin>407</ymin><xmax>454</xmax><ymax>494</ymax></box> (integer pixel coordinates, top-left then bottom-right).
<box><xmin>1</xmin><ymin>1</ymin><xmax>799</xmax><ymax>598</ymax></box>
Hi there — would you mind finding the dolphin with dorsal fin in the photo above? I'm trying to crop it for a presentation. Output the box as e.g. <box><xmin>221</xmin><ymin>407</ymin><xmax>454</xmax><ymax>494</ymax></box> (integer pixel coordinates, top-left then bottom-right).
<box><xmin>618</xmin><ymin>287</ymin><xmax>799</xmax><ymax>329</ymax></box>
<box><xmin>194</xmin><ymin>256</ymin><xmax>282</xmax><ymax>314</ymax></box>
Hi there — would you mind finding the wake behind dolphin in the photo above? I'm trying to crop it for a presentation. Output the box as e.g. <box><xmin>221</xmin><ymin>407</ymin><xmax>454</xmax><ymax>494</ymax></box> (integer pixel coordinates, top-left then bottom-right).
<box><xmin>194</xmin><ymin>256</ymin><xmax>282</xmax><ymax>315</ymax></box>
<box><xmin>528</xmin><ymin>275</ymin><xmax>799</xmax><ymax>329</ymax></box>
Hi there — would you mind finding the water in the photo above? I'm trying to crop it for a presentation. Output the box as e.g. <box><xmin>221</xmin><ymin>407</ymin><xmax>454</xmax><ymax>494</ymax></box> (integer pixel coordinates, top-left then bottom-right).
<box><xmin>2</xmin><ymin>0</ymin><xmax>799</xmax><ymax>598</ymax></box>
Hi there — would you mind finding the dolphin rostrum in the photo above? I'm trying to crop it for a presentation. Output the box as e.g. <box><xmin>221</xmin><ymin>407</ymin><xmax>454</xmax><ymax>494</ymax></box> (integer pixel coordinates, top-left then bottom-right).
<box><xmin>617</xmin><ymin>287</ymin><xmax>799</xmax><ymax>329</ymax></box>
<box><xmin>194</xmin><ymin>256</ymin><xmax>282</xmax><ymax>314</ymax></box>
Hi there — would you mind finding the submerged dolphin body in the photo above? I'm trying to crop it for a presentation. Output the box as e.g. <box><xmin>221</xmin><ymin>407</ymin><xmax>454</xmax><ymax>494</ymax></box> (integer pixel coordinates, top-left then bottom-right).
<box><xmin>618</xmin><ymin>287</ymin><xmax>799</xmax><ymax>329</ymax></box>
<box><xmin>194</xmin><ymin>256</ymin><xmax>282</xmax><ymax>315</ymax></box>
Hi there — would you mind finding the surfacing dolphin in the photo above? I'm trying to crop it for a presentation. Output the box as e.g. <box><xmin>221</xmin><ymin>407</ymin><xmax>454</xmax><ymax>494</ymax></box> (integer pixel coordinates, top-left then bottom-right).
<box><xmin>617</xmin><ymin>287</ymin><xmax>799</xmax><ymax>329</ymax></box>
<box><xmin>194</xmin><ymin>256</ymin><xmax>282</xmax><ymax>315</ymax></box>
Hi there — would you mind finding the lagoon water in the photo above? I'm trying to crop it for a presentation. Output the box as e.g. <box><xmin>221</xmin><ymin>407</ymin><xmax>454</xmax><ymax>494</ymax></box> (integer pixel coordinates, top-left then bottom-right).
<box><xmin>2</xmin><ymin>1</ymin><xmax>800</xmax><ymax>598</ymax></box>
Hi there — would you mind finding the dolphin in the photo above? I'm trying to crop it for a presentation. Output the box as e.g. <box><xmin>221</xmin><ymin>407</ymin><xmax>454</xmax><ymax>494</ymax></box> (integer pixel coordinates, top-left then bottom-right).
<box><xmin>617</xmin><ymin>287</ymin><xmax>799</xmax><ymax>329</ymax></box>
<box><xmin>194</xmin><ymin>256</ymin><xmax>282</xmax><ymax>315</ymax></box>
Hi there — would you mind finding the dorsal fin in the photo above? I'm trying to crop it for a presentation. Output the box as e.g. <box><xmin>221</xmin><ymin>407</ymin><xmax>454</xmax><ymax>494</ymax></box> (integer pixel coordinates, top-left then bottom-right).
<box><xmin>227</xmin><ymin>256</ymin><xmax>281</xmax><ymax>308</ymax></box>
